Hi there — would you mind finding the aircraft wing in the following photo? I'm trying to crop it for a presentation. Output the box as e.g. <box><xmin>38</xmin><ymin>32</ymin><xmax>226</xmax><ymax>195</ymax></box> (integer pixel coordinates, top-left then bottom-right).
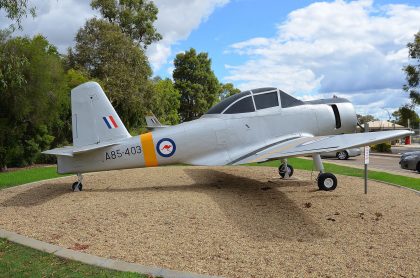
<box><xmin>230</xmin><ymin>130</ymin><xmax>412</xmax><ymax>165</ymax></box>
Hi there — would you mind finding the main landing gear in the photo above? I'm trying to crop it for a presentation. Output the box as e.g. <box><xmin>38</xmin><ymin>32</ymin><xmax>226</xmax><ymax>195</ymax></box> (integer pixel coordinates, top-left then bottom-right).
<box><xmin>72</xmin><ymin>173</ymin><xmax>83</xmax><ymax>192</ymax></box>
<box><xmin>313</xmin><ymin>154</ymin><xmax>337</xmax><ymax>191</ymax></box>
<box><xmin>278</xmin><ymin>155</ymin><xmax>338</xmax><ymax>191</ymax></box>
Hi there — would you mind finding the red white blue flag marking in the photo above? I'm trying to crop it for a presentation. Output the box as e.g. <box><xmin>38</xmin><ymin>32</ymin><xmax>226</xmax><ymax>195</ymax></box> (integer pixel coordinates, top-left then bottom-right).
<box><xmin>103</xmin><ymin>115</ymin><xmax>118</xmax><ymax>129</ymax></box>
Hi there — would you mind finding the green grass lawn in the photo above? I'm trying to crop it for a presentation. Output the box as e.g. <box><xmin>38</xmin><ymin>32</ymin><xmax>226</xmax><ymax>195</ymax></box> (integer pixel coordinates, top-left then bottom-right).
<box><xmin>0</xmin><ymin>166</ymin><xmax>67</xmax><ymax>190</ymax></box>
<box><xmin>0</xmin><ymin>238</ymin><xmax>145</xmax><ymax>278</ymax></box>
<box><xmin>251</xmin><ymin>157</ymin><xmax>420</xmax><ymax>191</ymax></box>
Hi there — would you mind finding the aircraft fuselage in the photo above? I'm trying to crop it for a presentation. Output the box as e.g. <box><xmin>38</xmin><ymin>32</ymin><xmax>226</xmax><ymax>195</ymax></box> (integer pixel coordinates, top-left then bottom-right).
<box><xmin>57</xmin><ymin>99</ymin><xmax>357</xmax><ymax>174</ymax></box>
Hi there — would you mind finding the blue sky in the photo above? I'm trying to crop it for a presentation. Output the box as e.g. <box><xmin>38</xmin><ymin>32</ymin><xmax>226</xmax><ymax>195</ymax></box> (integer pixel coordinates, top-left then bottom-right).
<box><xmin>161</xmin><ymin>0</ymin><xmax>341</xmax><ymax>79</ymax></box>
<box><xmin>1</xmin><ymin>0</ymin><xmax>420</xmax><ymax>120</ymax></box>
<box><xmin>162</xmin><ymin>0</ymin><xmax>420</xmax><ymax>84</ymax></box>
<box><xmin>165</xmin><ymin>0</ymin><xmax>420</xmax><ymax>120</ymax></box>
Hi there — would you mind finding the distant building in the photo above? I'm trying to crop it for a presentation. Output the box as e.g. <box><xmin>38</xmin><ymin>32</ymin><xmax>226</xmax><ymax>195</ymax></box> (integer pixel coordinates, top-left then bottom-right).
<box><xmin>360</xmin><ymin>121</ymin><xmax>410</xmax><ymax>145</ymax></box>
<box><xmin>363</xmin><ymin>120</ymin><xmax>405</xmax><ymax>131</ymax></box>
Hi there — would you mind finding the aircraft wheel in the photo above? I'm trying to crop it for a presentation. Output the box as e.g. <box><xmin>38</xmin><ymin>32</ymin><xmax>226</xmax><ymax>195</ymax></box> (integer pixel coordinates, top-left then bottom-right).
<box><xmin>317</xmin><ymin>173</ymin><xmax>337</xmax><ymax>191</ymax></box>
<box><xmin>278</xmin><ymin>164</ymin><xmax>294</xmax><ymax>178</ymax></box>
<box><xmin>72</xmin><ymin>182</ymin><xmax>83</xmax><ymax>192</ymax></box>
<box><xmin>336</xmin><ymin>150</ymin><xmax>349</xmax><ymax>160</ymax></box>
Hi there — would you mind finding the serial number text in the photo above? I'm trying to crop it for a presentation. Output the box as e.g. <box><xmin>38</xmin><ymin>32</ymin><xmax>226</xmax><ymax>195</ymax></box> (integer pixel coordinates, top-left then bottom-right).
<box><xmin>105</xmin><ymin>146</ymin><xmax>142</xmax><ymax>160</ymax></box>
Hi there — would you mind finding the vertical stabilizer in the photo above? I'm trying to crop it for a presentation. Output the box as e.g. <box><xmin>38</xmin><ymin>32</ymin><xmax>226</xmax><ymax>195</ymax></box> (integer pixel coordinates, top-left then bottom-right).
<box><xmin>145</xmin><ymin>113</ymin><xmax>169</xmax><ymax>130</ymax></box>
<box><xmin>71</xmin><ymin>82</ymin><xmax>130</xmax><ymax>147</ymax></box>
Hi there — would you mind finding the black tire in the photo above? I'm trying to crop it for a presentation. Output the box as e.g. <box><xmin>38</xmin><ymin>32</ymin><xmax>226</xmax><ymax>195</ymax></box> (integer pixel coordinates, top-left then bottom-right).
<box><xmin>416</xmin><ymin>162</ymin><xmax>420</xmax><ymax>174</ymax></box>
<box><xmin>336</xmin><ymin>150</ymin><xmax>349</xmax><ymax>160</ymax></box>
<box><xmin>317</xmin><ymin>173</ymin><xmax>337</xmax><ymax>191</ymax></box>
<box><xmin>72</xmin><ymin>182</ymin><xmax>83</xmax><ymax>191</ymax></box>
<box><xmin>278</xmin><ymin>164</ymin><xmax>294</xmax><ymax>178</ymax></box>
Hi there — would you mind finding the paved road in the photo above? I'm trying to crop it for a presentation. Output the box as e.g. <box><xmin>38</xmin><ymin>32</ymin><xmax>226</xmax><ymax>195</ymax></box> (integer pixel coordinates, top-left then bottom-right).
<box><xmin>322</xmin><ymin>154</ymin><xmax>419</xmax><ymax>178</ymax></box>
<box><xmin>391</xmin><ymin>145</ymin><xmax>420</xmax><ymax>154</ymax></box>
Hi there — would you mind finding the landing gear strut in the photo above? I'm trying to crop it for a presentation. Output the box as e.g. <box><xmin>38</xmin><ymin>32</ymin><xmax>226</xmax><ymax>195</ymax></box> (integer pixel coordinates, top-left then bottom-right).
<box><xmin>278</xmin><ymin>159</ymin><xmax>294</xmax><ymax>178</ymax></box>
<box><xmin>313</xmin><ymin>154</ymin><xmax>337</xmax><ymax>191</ymax></box>
<box><xmin>72</xmin><ymin>173</ymin><xmax>83</xmax><ymax>192</ymax></box>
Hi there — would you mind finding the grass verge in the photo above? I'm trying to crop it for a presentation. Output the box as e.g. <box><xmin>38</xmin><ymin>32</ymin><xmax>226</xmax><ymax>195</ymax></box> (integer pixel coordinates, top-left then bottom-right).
<box><xmin>0</xmin><ymin>166</ymin><xmax>67</xmax><ymax>190</ymax></box>
<box><xmin>0</xmin><ymin>238</ymin><xmax>145</xmax><ymax>278</ymax></box>
<box><xmin>251</xmin><ymin>157</ymin><xmax>420</xmax><ymax>191</ymax></box>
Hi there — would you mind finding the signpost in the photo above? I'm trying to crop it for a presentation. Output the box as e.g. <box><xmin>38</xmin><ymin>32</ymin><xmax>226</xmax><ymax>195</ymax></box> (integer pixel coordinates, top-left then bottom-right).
<box><xmin>364</xmin><ymin>123</ymin><xmax>369</xmax><ymax>194</ymax></box>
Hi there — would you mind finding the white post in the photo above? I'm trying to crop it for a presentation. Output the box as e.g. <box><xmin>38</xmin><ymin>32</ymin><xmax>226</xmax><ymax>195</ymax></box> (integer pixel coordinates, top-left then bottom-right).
<box><xmin>364</xmin><ymin>123</ymin><xmax>369</xmax><ymax>194</ymax></box>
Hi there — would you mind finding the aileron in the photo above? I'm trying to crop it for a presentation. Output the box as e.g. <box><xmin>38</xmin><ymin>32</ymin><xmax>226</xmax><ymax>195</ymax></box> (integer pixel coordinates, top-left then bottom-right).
<box><xmin>232</xmin><ymin>130</ymin><xmax>412</xmax><ymax>165</ymax></box>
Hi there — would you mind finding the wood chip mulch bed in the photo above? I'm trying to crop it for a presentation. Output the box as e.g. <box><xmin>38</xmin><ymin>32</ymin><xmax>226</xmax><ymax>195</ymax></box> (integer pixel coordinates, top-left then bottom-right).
<box><xmin>0</xmin><ymin>166</ymin><xmax>418</xmax><ymax>277</ymax></box>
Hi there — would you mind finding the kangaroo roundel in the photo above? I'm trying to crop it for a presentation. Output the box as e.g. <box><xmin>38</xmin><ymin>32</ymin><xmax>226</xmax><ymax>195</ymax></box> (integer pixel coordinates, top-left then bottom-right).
<box><xmin>156</xmin><ymin>138</ymin><xmax>176</xmax><ymax>157</ymax></box>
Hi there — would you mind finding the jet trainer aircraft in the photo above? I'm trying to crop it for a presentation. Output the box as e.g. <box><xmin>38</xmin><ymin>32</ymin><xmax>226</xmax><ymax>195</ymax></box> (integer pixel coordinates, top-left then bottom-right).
<box><xmin>43</xmin><ymin>82</ymin><xmax>412</xmax><ymax>192</ymax></box>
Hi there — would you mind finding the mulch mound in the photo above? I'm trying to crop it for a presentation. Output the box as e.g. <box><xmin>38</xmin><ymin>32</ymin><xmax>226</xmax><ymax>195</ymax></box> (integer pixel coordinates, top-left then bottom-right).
<box><xmin>0</xmin><ymin>166</ymin><xmax>418</xmax><ymax>277</ymax></box>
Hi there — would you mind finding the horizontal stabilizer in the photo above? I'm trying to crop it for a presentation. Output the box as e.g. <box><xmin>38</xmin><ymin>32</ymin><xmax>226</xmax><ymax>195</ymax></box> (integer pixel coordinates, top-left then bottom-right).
<box><xmin>145</xmin><ymin>114</ymin><xmax>168</xmax><ymax>130</ymax></box>
<box><xmin>42</xmin><ymin>141</ymin><xmax>118</xmax><ymax>157</ymax></box>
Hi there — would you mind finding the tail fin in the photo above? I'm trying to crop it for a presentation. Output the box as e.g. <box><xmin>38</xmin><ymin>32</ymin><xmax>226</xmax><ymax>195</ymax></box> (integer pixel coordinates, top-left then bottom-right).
<box><xmin>145</xmin><ymin>113</ymin><xmax>168</xmax><ymax>130</ymax></box>
<box><xmin>71</xmin><ymin>82</ymin><xmax>130</xmax><ymax>147</ymax></box>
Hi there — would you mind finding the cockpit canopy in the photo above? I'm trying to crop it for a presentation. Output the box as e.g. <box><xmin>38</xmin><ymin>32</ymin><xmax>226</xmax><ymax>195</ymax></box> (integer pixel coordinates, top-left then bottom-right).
<box><xmin>206</xmin><ymin>87</ymin><xmax>303</xmax><ymax>114</ymax></box>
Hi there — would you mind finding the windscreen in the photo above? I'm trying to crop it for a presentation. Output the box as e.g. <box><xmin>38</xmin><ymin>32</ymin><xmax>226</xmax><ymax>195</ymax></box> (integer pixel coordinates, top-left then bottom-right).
<box><xmin>254</xmin><ymin>91</ymin><xmax>279</xmax><ymax>110</ymax></box>
<box><xmin>206</xmin><ymin>91</ymin><xmax>251</xmax><ymax>114</ymax></box>
<box><xmin>224</xmin><ymin>96</ymin><xmax>255</xmax><ymax>114</ymax></box>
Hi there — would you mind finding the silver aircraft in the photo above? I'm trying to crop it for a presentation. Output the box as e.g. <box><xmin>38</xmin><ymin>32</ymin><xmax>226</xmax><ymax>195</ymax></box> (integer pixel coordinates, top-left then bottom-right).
<box><xmin>43</xmin><ymin>82</ymin><xmax>412</xmax><ymax>191</ymax></box>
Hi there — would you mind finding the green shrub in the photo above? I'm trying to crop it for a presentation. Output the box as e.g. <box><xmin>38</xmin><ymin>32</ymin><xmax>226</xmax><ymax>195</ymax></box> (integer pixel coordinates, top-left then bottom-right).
<box><xmin>371</xmin><ymin>143</ymin><xmax>391</xmax><ymax>153</ymax></box>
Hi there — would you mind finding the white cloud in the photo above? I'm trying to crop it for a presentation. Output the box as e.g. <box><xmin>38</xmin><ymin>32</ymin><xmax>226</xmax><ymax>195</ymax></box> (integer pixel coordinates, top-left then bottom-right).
<box><xmin>334</xmin><ymin>89</ymin><xmax>413</xmax><ymax>119</ymax></box>
<box><xmin>225</xmin><ymin>0</ymin><xmax>420</xmax><ymax>117</ymax></box>
<box><xmin>0</xmin><ymin>0</ymin><xmax>228</xmax><ymax>72</ymax></box>
<box><xmin>0</xmin><ymin>0</ymin><xmax>98</xmax><ymax>53</ymax></box>
<box><xmin>148</xmin><ymin>0</ymin><xmax>229</xmax><ymax>71</ymax></box>
<box><xmin>226</xmin><ymin>62</ymin><xmax>323</xmax><ymax>93</ymax></box>
<box><xmin>300</xmin><ymin>88</ymin><xmax>418</xmax><ymax>120</ymax></box>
